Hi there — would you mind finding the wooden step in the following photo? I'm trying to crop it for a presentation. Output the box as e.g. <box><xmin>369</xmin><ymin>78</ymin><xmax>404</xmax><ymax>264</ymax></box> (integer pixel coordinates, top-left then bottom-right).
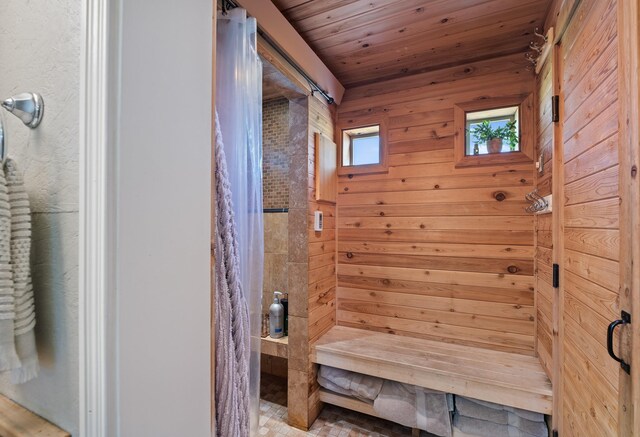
<box><xmin>311</xmin><ymin>326</ymin><xmax>552</xmax><ymax>414</ymax></box>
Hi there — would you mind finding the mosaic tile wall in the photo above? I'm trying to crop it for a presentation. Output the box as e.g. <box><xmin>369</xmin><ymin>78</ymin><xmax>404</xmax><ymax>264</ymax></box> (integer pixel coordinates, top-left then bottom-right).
<box><xmin>263</xmin><ymin>98</ymin><xmax>290</xmax><ymax>209</ymax></box>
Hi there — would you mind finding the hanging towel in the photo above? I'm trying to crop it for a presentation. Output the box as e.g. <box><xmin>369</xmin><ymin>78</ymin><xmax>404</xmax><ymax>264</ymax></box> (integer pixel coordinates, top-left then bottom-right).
<box><xmin>214</xmin><ymin>110</ymin><xmax>251</xmax><ymax>437</ymax></box>
<box><xmin>0</xmin><ymin>165</ymin><xmax>19</xmax><ymax>371</ymax></box>
<box><xmin>5</xmin><ymin>159</ymin><xmax>38</xmax><ymax>383</ymax></box>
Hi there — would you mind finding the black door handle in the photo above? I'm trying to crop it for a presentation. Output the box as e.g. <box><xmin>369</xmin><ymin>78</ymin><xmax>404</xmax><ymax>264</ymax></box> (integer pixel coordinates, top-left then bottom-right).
<box><xmin>607</xmin><ymin>310</ymin><xmax>631</xmax><ymax>374</ymax></box>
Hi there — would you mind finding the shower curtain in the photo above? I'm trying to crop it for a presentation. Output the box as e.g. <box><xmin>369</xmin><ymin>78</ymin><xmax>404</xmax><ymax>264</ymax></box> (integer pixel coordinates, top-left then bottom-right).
<box><xmin>216</xmin><ymin>8</ymin><xmax>263</xmax><ymax>437</ymax></box>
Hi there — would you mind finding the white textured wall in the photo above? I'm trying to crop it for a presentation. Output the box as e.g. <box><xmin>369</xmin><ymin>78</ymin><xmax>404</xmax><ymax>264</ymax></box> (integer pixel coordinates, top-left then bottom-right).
<box><xmin>0</xmin><ymin>1</ymin><xmax>80</xmax><ymax>435</ymax></box>
<box><xmin>115</xmin><ymin>0</ymin><xmax>212</xmax><ymax>435</ymax></box>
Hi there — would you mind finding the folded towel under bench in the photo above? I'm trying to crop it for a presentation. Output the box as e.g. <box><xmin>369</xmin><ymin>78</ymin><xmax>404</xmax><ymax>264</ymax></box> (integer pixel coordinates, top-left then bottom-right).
<box><xmin>317</xmin><ymin>364</ymin><xmax>549</xmax><ymax>437</ymax></box>
<box><xmin>318</xmin><ymin>364</ymin><xmax>454</xmax><ymax>437</ymax></box>
<box><xmin>453</xmin><ymin>396</ymin><xmax>547</xmax><ymax>437</ymax></box>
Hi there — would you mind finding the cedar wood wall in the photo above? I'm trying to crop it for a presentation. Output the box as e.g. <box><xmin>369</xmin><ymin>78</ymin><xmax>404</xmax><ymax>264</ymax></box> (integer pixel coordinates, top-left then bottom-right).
<box><xmin>535</xmin><ymin>49</ymin><xmax>554</xmax><ymax>378</ymax></box>
<box><xmin>559</xmin><ymin>0</ymin><xmax>620</xmax><ymax>434</ymax></box>
<box><xmin>334</xmin><ymin>53</ymin><xmax>538</xmax><ymax>356</ymax></box>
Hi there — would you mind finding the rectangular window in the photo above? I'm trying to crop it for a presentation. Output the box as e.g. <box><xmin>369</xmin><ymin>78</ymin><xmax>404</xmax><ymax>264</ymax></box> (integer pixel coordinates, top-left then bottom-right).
<box><xmin>453</xmin><ymin>94</ymin><xmax>534</xmax><ymax>168</ymax></box>
<box><xmin>342</xmin><ymin>125</ymin><xmax>380</xmax><ymax>167</ymax></box>
<box><xmin>465</xmin><ymin>106</ymin><xmax>520</xmax><ymax>156</ymax></box>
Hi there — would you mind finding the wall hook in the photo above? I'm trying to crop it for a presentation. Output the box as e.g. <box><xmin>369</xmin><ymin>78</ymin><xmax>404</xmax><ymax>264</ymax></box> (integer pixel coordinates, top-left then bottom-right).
<box><xmin>534</xmin><ymin>27</ymin><xmax>548</xmax><ymax>44</ymax></box>
<box><xmin>529</xmin><ymin>42</ymin><xmax>543</xmax><ymax>54</ymax></box>
<box><xmin>2</xmin><ymin>92</ymin><xmax>44</xmax><ymax>129</ymax></box>
<box><xmin>524</xmin><ymin>52</ymin><xmax>537</xmax><ymax>69</ymax></box>
<box><xmin>525</xmin><ymin>189</ymin><xmax>550</xmax><ymax>213</ymax></box>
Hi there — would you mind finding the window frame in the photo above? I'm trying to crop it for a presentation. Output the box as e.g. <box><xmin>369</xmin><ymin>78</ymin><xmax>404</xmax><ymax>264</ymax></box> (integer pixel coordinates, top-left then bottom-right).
<box><xmin>465</xmin><ymin>110</ymin><xmax>519</xmax><ymax>155</ymax></box>
<box><xmin>338</xmin><ymin>118</ymin><xmax>388</xmax><ymax>176</ymax></box>
<box><xmin>454</xmin><ymin>94</ymin><xmax>534</xmax><ymax>168</ymax></box>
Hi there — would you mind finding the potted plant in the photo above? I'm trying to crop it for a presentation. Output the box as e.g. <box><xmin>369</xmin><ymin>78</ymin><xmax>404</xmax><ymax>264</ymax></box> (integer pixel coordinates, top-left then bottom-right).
<box><xmin>469</xmin><ymin>119</ymin><xmax>518</xmax><ymax>154</ymax></box>
<box><xmin>503</xmin><ymin>120</ymin><xmax>518</xmax><ymax>152</ymax></box>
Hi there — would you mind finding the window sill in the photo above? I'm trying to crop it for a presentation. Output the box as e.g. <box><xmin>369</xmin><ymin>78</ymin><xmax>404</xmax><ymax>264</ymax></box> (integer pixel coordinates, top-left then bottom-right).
<box><xmin>455</xmin><ymin>150</ymin><xmax>533</xmax><ymax>168</ymax></box>
<box><xmin>338</xmin><ymin>162</ymin><xmax>388</xmax><ymax>176</ymax></box>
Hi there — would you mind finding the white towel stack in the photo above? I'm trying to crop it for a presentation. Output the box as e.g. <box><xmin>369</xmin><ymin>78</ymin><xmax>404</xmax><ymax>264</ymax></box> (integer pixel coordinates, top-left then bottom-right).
<box><xmin>0</xmin><ymin>159</ymin><xmax>38</xmax><ymax>384</ymax></box>
<box><xmin>452</xmin><ymin>396</ymin><xmax>548</xmax><ymax>437</ymax></box>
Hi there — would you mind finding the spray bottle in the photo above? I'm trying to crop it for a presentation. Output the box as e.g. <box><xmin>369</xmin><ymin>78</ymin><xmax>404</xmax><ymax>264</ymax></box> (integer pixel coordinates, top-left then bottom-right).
<box><xmin>269</xmin><ymin>291</ymin><xmax>284</xmax><ymax>339</ymax></box>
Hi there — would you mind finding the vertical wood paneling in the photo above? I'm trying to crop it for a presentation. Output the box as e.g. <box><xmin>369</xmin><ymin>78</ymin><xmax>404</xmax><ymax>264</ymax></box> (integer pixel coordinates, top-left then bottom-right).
<box><xmin>336</xmin><ymin>54</ymin><xmax>537</xmax><ymax>355</ymax></box>
<box><xmin>617</xmin><ymin>0</ymin><xmax>640</xmax><ymax>432</ymax></box>
<box><xmin>535</xmin><ymin>50</ymin><xmax>554</xmax><ymax>379</ymax></box>
<box><xmin>560</xmin><ymin>0</ymin><xmax>620</xmax><ymax>434</ymax></box>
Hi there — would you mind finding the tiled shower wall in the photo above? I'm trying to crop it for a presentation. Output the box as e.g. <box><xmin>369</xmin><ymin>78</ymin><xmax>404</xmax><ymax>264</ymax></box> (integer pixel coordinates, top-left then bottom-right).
<box><xmin>263</xmin><ymin>213</ymin><xmax>288</xmax><ymax>313</ymax></box>
<box><xmin>262</xmin><ymin>98</ymin><xmax>290</xmax><ymax>314</ymax></box>
<box><xmin>263</xmin><ymin>98</ymin><xmax>289</xmax><ymax>209</ymax></box>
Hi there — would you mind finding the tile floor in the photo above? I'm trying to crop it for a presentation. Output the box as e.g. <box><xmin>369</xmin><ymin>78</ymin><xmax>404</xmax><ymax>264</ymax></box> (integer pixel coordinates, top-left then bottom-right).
<box><xmin>259</xmin><ymin>374</ymin><xmax>423</xmax><ymax>437</ymax></box>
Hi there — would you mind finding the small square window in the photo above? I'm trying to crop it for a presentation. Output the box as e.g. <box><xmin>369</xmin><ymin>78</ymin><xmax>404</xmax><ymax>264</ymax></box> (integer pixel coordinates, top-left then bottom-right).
<box><xmin>466</xmin><ymin>106</ymin><xmax>520</xmax><ymax>156</ymax></box>
<box><xmin>342</xmin><ymin>125</ymin><xmax>380</xmax><ymax>167</ymax></box>
<box><xmin>454</xmin><ymin>94</ymin><xmax>533</xmax><ymax>168</ymax></box>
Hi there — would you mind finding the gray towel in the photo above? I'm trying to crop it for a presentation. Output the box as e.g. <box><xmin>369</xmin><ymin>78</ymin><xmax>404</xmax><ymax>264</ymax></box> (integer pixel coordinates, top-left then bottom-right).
<box><xmin>317</xmin><ymin>376</ymin><xmax>357</xmax><ymax>399</ymax></box>
<box><xmin>374</xmin><ymin>380</ymin><xmax>453</xmax><ymax>437</ymax></box>
<box><xmin>5</xmin><ymin>159</ymin><xmax>38</xmax><ymax>383</ymax></box>
<box><xmin>214</xmin><ymin>110</ymin><xmax>251</xmax><ymax>437</ymax></box>
<box><xmin>453</xmin><ymin>414</ymin><xmax>547</xmax><ymax>437</ymax></box>
<box><xmin>318</xmin><ymin>366</ymin><xmax>384</xmax><ymax>402</ymax></box>
<box><xmin>0</xmin><ymin>165</ymin><xmax>19</xmax><ymax>371</ymax></box>
<box><xmin>455</xmin><ymin>396</ymin><xmax>544</xmax><ymax>423</ymax></box>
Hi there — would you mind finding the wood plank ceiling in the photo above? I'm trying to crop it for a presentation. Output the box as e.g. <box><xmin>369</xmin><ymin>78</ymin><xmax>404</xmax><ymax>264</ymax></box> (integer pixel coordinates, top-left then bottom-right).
<box><xmin>272</xmin><ymin>0</ymin><xmax>553</xmax><ymax>87</ymax></box>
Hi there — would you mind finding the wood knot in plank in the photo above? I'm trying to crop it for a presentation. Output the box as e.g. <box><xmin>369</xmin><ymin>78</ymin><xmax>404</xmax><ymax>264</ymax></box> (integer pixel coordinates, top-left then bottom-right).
<box><xmin>494</xmin><ymin>191</ymin><xmax>507</xmax><ymax>201</ymax></box>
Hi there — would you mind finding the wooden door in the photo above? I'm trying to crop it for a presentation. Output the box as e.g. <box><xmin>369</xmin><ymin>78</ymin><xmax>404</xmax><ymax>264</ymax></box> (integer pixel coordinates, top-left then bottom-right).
<box><xmin>557</xmin><ymin>0</ymin><xmax>622</xmax><ymax>435</ymax></box>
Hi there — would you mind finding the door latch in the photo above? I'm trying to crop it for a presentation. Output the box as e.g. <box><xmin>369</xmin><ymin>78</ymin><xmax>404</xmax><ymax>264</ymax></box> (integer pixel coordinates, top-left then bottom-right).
<box><xmin>607</xmin><ymin>310</ymin><xmax>631</xmax><ymax>374</ymax></box>
<box><xmin>551</xmin><ymin>95</ymin><xmax>560</xmax><ymax>122</ymax></box>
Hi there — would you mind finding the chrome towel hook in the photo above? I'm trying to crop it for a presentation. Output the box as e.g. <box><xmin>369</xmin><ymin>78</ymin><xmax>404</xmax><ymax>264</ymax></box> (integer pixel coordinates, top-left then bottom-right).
<box><xmin>0</xmin><ymin>92</ymin><xmax>44</xmax><ymax>161</ymax></box>
<box><xmin>524</xmin><ymin>189</ymin><xmax>551</xmax><ymax>214</ymax></box>
<box><xmin>2</xmin><ymin>92</ymin><xmax>44</xmax><ymax>128</ymax></box>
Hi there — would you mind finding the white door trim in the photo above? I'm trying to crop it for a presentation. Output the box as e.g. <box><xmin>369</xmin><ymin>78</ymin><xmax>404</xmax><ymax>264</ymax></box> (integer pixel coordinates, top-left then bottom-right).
<box><xmin>79</xmin><ymin>0</ymin><xmax>119</xmax><ymax>435</ymax></box>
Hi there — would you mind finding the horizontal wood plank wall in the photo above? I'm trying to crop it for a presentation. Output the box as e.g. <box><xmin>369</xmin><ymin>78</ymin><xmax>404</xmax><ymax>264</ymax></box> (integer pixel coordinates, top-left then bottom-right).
<box><xmin>560</xmin><ymin>0</ymin><xmax>621</xmax><ymax>435</ymax></box>
<box><xmin>535</xmin><ymin>54</ymin><xmax>554</xmax><ymax>378</ymax></box>
<box><xmin>336</xmin><ymin>53</ymin><xmax>537</xmax><ymax>356</ymax></box>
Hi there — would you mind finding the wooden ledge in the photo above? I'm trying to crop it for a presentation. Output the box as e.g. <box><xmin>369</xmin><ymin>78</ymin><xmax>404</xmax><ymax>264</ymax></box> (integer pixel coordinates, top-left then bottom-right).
<box><xmin>0</xmin><ymin>394</ymin><xmax>69</xmax><ymax>437</ymax></box>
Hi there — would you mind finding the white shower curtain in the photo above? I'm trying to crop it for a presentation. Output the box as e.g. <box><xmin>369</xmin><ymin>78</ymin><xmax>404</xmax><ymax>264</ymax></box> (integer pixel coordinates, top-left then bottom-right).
<box><xmin>216</xmin><ymin>8</ymin><xmax>263</xmax><ymax>436</ymax></box>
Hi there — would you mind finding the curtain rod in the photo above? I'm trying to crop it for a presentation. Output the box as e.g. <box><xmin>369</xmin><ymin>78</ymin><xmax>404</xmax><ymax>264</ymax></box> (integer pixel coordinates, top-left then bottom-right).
<box><xmin>221</xmin><ymin>0</ymin><xmax>335</xmax><ymax>105</ymax></box>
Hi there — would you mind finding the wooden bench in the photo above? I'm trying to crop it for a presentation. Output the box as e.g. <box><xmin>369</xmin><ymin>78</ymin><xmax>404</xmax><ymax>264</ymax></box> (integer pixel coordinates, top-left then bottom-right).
<box><xmin>311</xmin><ymin>326</ymin><xmax>552</xmax><ymax>415</ymax></box>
